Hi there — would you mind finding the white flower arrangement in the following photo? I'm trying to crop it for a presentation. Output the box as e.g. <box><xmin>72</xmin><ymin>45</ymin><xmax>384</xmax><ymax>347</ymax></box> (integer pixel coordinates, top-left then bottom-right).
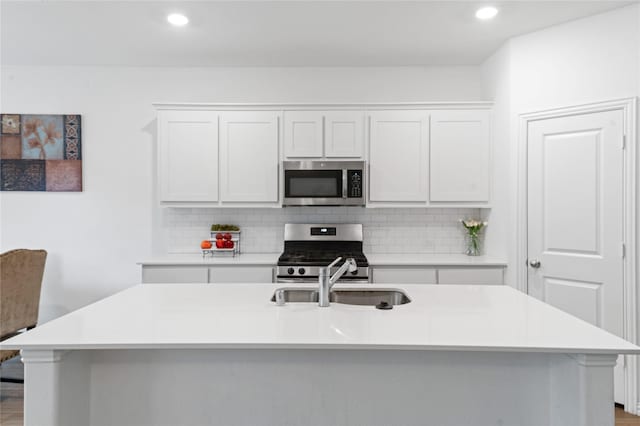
<box><xmin>460</xmin><ymin>219</ymin><xmax>488</xmax><ymax>231</ymax></box>
<box><xmin>460</xmin><ymin>219</ymin><xmax>488</xmax><ymax>255</ymax></box>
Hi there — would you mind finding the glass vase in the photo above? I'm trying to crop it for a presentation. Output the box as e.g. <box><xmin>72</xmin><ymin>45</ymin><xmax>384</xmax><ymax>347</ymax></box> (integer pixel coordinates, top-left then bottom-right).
<box><xmin>465</xmin><ymin>233</ymin><xmax>481</xmax><ymax>256</ymax></box>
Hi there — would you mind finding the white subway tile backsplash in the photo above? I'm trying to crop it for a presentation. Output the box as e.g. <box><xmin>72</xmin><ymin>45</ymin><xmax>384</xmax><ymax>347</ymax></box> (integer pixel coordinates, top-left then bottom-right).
<box><xmin>165</xmin><ymin>207</ymin><xmax>478</xmax><ymax>255</ymax></box>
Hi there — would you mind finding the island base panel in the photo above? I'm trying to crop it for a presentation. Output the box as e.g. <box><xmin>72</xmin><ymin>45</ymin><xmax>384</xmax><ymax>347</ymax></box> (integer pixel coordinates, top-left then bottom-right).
<box><xmin>22</xmin><ymin>349</ymin><xmax>616</xmax><ymax>426</ymax></box>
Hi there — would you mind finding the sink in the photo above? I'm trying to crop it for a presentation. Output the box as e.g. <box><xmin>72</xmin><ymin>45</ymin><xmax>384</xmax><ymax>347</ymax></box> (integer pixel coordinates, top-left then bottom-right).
<box><xmin>331</xmin><ymin>289</ymin><xmax>411</xmax><ymax>306</ymax></box>
<box><xmin>271</xmin><ymin>288</ymin><xmax>411</xmax><ymax>306</ymax></box>
<box><xmin>271</xmin><ymin>288</ymin><xmax>319</xmax><ymax>303</ymax></box>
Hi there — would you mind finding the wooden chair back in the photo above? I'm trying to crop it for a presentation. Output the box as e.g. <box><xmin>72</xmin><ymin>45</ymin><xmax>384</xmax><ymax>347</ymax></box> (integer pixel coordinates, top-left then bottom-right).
<box><xmin>0</xmin><ymin>249</ymin><xmax>47</xmax><ymax>340</ymax></box>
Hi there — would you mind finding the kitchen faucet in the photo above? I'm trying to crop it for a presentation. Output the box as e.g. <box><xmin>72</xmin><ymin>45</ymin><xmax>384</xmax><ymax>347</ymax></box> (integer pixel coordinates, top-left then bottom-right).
<box><xmin>318</xmin><ymin>257</ymin><xmax>357</xmax><ymax>307</ymax></box>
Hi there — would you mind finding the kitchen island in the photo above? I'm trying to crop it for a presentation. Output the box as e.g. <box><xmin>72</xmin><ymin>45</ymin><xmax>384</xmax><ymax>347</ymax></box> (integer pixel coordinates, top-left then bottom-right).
<box><xmin>3</xmin><ymin>283</ymin><xmax>638</xmax><ymax>426</ymax></box>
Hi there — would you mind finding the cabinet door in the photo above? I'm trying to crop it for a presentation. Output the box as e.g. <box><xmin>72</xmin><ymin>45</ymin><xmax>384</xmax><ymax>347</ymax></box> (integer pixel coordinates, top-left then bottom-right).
<box><xmin>437</xmin><ymin>268</ymin><xmax>503</xmax><ymax>285</ymax></box>
<box><xmin>372</xmin><ymin>267</ymin><xmax>437</xmax><ymax>284</ymax></box>
<box><xmin>284</xmin><ymin>111</ymin><xmax>323</xmax><ymax>158</ymax></box>
<box><xmin>142</xmin><ymin>266</ymin><xmax>209</xmax><ymax>284</ymax></box>
<box><xmin>209</xmin><ymin>267</ymin><xmax>274</xmax><ymax>283</ymax></box>
<box><xmin>368</xmin><ymin>111</ymin><xmax>429</xmax><ymax>202</ymax></box>
<box><xmin>158</xmin><ymin>110</ymin><xmax>218</xmax><ymax>202</ymax></box>
<box><xmin>220</xmin><ymin>111</ymin><xmax>280</xmax><ymax>203</ymax></box>
<box><xmin>324</xmin><ymin>111</ymin><xmax>364</xmax><ymax>158</ymax></box>
<box><xmin>430</xmin><ymin>110</ymin><xmax>490</xmax><ymax>202</ymax></box>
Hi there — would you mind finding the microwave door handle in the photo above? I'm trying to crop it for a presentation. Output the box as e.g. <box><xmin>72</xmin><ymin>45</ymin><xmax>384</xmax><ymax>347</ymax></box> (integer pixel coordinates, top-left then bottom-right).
<box><xmin>342</xmin><ymin>169</ymin><xmax>348</xmax><ymax>199</ymax></box>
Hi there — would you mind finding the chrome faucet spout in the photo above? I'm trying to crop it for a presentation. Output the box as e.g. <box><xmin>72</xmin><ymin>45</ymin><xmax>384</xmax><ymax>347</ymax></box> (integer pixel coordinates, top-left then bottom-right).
<box><xmin>330</xmin><ymin>258</ymin><xmax>357</xmax><ymax>285</ymax></box>
<box><xmin>319</xmin><ymin>257</ymin><xmax>357</xmax><ymax>307</ymax></box>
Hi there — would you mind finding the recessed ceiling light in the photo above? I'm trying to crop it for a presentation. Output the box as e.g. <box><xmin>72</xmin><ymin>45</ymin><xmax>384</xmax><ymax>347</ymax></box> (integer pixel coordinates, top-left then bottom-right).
<box><xmin>167</xmin><ymin>13</ymin><xmax>189</xmax><ymax>26</ymax></box>
<box><xmin>475</xmin><ymin>6</ymin><xmax>498</xmax><ymax>20</ymax></box>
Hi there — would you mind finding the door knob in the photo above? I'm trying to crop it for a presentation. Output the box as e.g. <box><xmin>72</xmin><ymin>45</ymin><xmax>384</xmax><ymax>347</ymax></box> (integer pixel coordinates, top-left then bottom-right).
<box><xmin>529</xmin><ymin>259</ymin><xmax>541</xmax><ymax>268</ymax></box>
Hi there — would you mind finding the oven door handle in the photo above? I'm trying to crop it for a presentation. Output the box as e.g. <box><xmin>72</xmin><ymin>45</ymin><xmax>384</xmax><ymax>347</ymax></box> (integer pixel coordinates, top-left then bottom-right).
<box><xmin>276</xmin><ymin>277</ymin><xmax>371</xmax><ymax>284</ymax></box>
<box><xmin>276</xmin><ymin>277</ymin><xmax>319</xmax><ymax>284</ymax></box>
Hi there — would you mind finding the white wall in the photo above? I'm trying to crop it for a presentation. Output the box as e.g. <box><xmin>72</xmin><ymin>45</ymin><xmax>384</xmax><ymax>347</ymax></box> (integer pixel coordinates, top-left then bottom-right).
<box><xmin>480</xmin><ymin>42</ymin><xmax>512</xmax><ymax>282</ymax></box>
<box><xmin>510</xmin><ymin>3</ymin><xmax>640</xmax><ymax>294</ymax></box>
<box><xmin>481</xmin><ymin>2</ymin><xmax>640</xmax><ymax>411</ymax></box>
<box><xmin>481</xmin><ymin>3</ymin><xmax>640</xmax><ymax>288</ymax></box>
<box><xmin>510</xmin><ymin>6</ymin><xmax>639</xmax><ymax>113</ymax></box>
<box><xmin>0</xmin><ymin>65</ymin><xmax>483</xmax><ymax>321</ymax></box>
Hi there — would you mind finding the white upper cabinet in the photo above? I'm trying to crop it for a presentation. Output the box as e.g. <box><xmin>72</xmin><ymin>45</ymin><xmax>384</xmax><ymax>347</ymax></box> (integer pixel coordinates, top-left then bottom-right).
<box><xmin>284</xmin><ymin>111</ymin><xmax>364</xmax><ymax>159</ymax></box>
<box><xmin>283</xmin><ymin>111</ymin><xmax>323</xmax><ymax>158</ymax></box>
<box><xmin>324</xmin><ymin>111</ymin><xmax>364</xmax><ymax>158</ymax></box>
<box><xmin>429</xmin><ymin>110</ymin><xmax>491</xmax><ymax>203</ymax></box>
<box><xmin>368</xmin><ymin>110</ymin><xmax>429</xmax><ymax>203</ymax></box>
<box><xmin>158</xmin><ymin>110</ymin><xmax>218</xmax><ymax>203</ymax></box>
<box><xmin>219</xmin><ymin>111</ymin><xmax>280</xmax><ymax>203</ymax></box>
<box><xmin>155</xmin><ymin>103</ymin><xmax>491</xmax><ymax>208</ymax></box>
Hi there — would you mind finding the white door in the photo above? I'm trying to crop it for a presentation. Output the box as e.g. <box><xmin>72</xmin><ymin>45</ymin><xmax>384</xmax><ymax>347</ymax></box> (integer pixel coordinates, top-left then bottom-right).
<box><xmin>219</xmin><ymin>111</ymin><xmax>280</xmax><ymax>203</ymax></box>
<box><xmin>368</xmin><ymin>111</ymin><xmax>429</xmax><ymax>203</ymax></box>
<box><xmin>324</xmin><ymin>111</ymin><xmax>364</xmax><ymax>158</ymax></box>
<box><xmin>158</xmin><ymin>110</ymin><xmax>218</xmax><ymax>202</ymax></box>
<box><xmin>283</xmin><ymin>111</ymin><xmax>323</xmax><ymax>158</ymax></box>
<box><xmin>527</xmin><ymin>109</ymin><xmax>624</xmax><ymax>402</ymax></box>
<box><xmin>430</xmin><ymin>110</ymin><xmax>490</xmax><ymax>203</ymax></box>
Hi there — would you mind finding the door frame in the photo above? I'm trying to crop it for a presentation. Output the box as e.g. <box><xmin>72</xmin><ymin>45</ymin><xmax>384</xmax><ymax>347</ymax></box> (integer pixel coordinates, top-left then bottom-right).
<box><xmin>516</xmin><ymin>97</ymin><xmax>638</xmax><ymax>413</ymax></box>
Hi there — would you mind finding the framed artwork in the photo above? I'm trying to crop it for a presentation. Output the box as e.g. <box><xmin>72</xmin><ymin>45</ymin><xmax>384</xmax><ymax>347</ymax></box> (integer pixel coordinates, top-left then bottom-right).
<box><xmin>0</xmin><ymin>114</ymin><xmax>82</xmax><ymax>191</ymax></box>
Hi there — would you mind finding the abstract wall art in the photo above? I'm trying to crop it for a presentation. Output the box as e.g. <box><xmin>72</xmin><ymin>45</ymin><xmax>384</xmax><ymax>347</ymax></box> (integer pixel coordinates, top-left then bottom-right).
<box><xmin>0</xmin><ymin>114</ymin><xmax>82</xmax><ymax>191</ymax></box>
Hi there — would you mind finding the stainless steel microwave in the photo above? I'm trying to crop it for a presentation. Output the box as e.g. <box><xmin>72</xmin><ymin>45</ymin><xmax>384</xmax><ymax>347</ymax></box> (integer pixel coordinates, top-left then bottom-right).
<box><xmin>282</xmin><ymin>161</ymin><xmax>365</xmax><ymax>206</ymax></box>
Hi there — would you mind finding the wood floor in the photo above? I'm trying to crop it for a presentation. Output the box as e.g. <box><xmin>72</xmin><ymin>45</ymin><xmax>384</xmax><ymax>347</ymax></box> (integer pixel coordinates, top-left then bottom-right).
<box><xmin>618</xmin><ymin>406</ymin><xmax>640</xmax><ymax>425</ymax></box>
<box><xmin>2</xmin><ymin>357</ymin><xmax>640</xmax><ymax>425</ymax></box>
<box><xmin>0</xmin><ymin>359</ymin><xmax>23</xmax><ymax>426</ymax></box>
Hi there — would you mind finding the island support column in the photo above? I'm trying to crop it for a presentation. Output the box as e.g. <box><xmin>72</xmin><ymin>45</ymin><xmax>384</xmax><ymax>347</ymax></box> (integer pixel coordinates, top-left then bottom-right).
<box><xmin>550</xmin><ymin>354</ymin><xmax>618</xmax><ymax>426</ymax></box>
<box><xmin>21</xmin><ymin>349</ymin><xmax>90</xmax><ymax>426</ymax></box>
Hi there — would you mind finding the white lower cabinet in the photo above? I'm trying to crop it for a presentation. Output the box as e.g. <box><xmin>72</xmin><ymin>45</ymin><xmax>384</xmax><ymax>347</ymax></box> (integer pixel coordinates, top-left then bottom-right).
<box><xmin>142</xmin><ymin>265</ymin><xmax>275</xmax><ymax>284</ymax></box>
<box><xmin>371</xmin><ymin>266</ymin><xmax>504</xmax><ymax>285</ymax></box>
<box><xmin>142</xmin><ymin>264</ymin><xmax>503</xmax><ymax>285</ymax></box>
<box><xmin>209</xmin><ymin>267</ymin><xmax>274</xmax><ymax>283</ymax></box>
<box><xmin>142</xmin><ymin>267</ymin><xmax>209</xmax><ymax>284</ymax></box>
<box><xmin>372</xmin><ymin>268</ymin><xmax>437</xmax><ymax>284</ymax></box>
<box><xmin>437</xmin><ymin>268</ymin><xmax>504</xmax><ymax>285</ymax></box>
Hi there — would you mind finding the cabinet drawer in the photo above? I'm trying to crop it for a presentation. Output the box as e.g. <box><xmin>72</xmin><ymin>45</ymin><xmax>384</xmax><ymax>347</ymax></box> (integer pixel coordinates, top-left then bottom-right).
<box><xmin>372</xmin><ymin>268</ymin><xmax>437</xmax><ymax>284</ymax></box>
<box><xmin>209</xmin><ymin>267</ymin><xmax>274</xmax><ymax>283</ymax></box>
<box><xmin>142</xmin><ymin>267</ymin><xmax>208</xmax><ymax>284</ymax></box>
<box><xmin>437</xmin><ymin>268</ymin><xmax>503</xmax><ymax>285</ymax></box>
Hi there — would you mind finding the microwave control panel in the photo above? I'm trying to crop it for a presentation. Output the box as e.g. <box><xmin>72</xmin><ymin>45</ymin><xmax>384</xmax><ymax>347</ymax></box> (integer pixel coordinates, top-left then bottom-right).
<box><xmin>347</xmin><ymin>170</ymin><xmax>363</xmax><ymax>198</ymax></box>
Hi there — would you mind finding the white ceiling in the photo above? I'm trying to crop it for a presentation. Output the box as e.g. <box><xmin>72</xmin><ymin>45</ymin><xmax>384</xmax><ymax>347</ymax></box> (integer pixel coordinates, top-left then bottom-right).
<box><xmin>1</xmin><ymin>1</ymin><xmax>635</xmax><ymax>67</ymax></box>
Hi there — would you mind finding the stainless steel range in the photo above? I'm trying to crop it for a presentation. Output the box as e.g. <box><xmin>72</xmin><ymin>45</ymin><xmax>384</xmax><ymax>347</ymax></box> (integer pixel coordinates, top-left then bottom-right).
<box><xmin>276</xmin><ymin>224</ymin><xmax>370</xmax><ymax>283</ymax></box>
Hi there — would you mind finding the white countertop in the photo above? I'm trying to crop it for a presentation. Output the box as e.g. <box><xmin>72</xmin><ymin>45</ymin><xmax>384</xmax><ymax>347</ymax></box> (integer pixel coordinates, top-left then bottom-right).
<box><xmin>365</xmin><ymin>253</ymin><xmax>507</xmax><ymax>266</ymax></box>
<box><xmin>138</xmin><ymin>253</ymin><xmax>281</xmax><ymax>266</ymax></box>
<box><xmin>3</xmin><ymin>284</ymin><xmax>637</xmax><ymax>354</ymax></box>
<box><xmin>139</xmin><ymin>253</ymin><xmax>507</xmax><ymax>267</ymax></box>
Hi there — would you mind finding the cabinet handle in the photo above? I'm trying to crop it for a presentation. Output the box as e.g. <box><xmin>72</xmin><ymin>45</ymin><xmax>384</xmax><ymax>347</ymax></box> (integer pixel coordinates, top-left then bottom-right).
<box><xmin>529</xmin><ymin>259</ymin><xmax>541</xmax><ymax>269</ymax></box>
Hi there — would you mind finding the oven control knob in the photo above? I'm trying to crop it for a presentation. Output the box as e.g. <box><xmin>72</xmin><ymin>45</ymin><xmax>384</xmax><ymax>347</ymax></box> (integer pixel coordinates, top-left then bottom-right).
<box><xmin>298</xmin><ymin>268</ymin><xmax>306</xmax><ymax>275</ymax></box>
<box><xmin>287</xmin><ymin>268</ymin><xmax>295</xmax><ymax>275</ymax></box>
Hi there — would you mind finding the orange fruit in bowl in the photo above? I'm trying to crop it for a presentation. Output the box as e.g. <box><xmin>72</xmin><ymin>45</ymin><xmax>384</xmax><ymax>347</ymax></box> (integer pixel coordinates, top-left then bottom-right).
<box><xmin>200</xmin><ymin>240</ymin><xmax>213</xmax><ymax>249</ymax></box>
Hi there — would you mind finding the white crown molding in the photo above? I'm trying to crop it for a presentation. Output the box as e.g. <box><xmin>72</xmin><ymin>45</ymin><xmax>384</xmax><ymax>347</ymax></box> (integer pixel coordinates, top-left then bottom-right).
<box><xmin>152</xmin><ymin>101</ymin><xmax>494</xmax><ymax>111</ymax></box>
